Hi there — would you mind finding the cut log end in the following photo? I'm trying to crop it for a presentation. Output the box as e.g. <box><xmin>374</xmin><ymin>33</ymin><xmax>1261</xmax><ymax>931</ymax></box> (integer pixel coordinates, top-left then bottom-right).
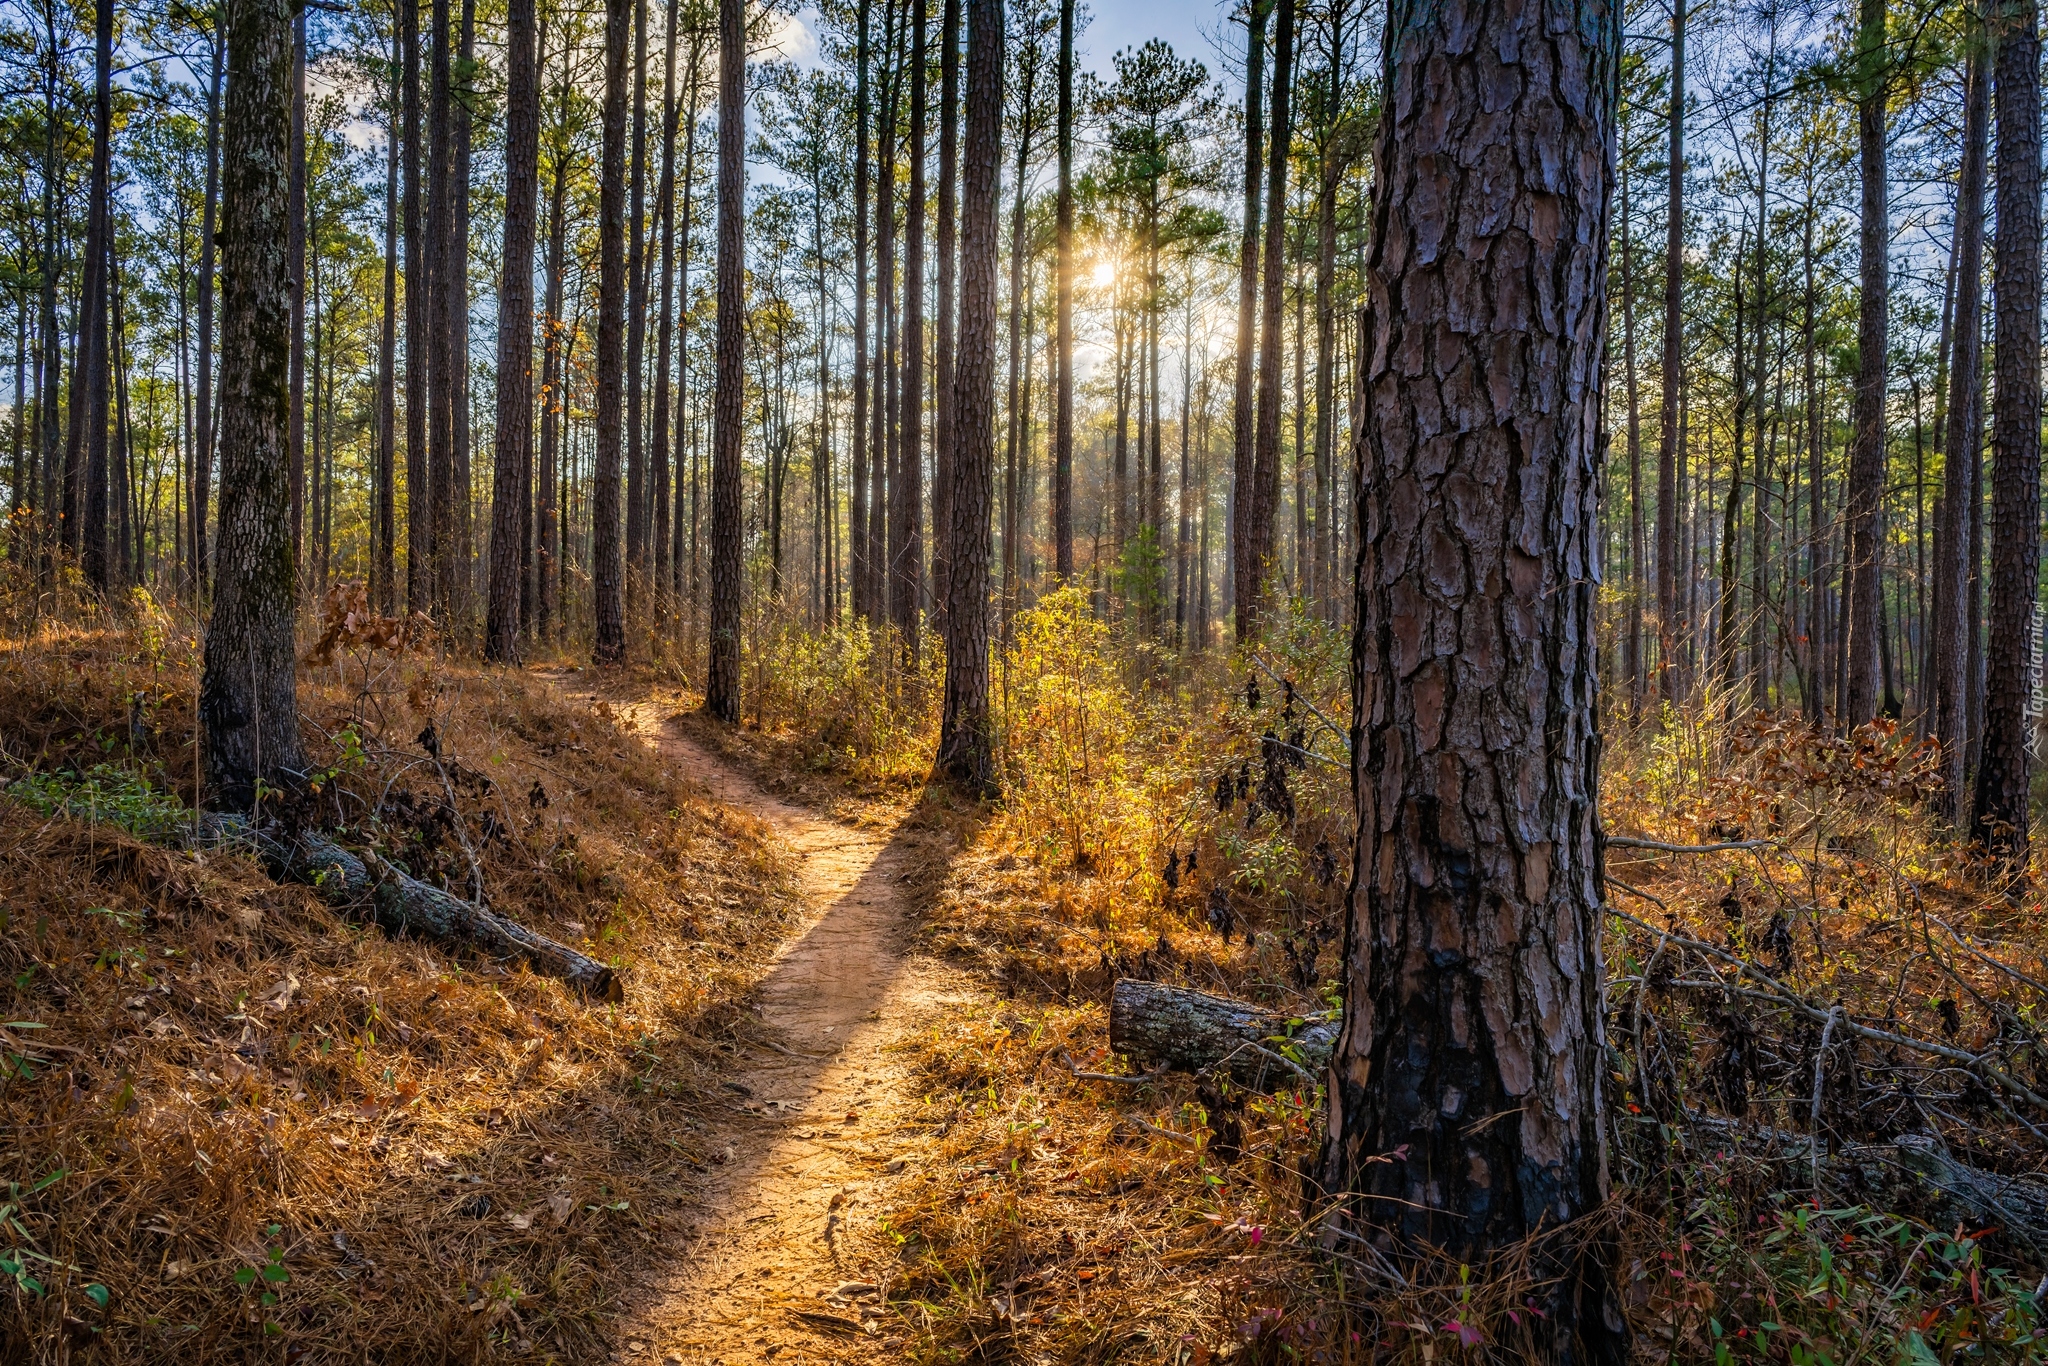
<box><xmin>1107</xmin><ymin>978</ymin><xmax>1333</xmax><ymax>1091</ymax></box>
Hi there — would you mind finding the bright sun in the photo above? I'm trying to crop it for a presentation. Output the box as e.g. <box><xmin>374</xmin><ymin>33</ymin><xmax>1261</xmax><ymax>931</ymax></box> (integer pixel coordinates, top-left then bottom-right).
<box><xmin>1090</xmin><ymin>259</ymin><xmax>1116</xmax><ymax>288</ymax></box>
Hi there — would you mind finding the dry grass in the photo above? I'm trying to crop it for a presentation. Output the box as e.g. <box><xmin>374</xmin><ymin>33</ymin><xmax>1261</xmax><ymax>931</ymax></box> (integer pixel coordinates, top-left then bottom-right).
<box><xmin>0</xmin><ymin>605</ymin><xmax>809</xmax><ymax>1364</ymax></box>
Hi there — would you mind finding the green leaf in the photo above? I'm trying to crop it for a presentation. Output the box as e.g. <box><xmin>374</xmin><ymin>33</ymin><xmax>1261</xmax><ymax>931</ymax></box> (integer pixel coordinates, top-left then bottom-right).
<box><xmin>261</xmin><ymin>1264</ymin><xmax>290</xmax><ymax>1284</ymax></box>
<box><xmin>233</xmin><ymin>1267</ymin><xmax>257</xmax><ymax>1287</ymax></box>
<box><xmin>83</xmin><ymin>1283</ymin><xmax>109</xmax><ymax>1308</ymax></box>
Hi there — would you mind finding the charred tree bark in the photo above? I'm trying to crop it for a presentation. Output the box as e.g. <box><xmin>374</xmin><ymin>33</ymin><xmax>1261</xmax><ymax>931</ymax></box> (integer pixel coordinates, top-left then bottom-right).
<box><xmin>1932</xmin><ymin>31</ymin><xmax>1987</xmax><ymax>829</ymax></box>
<box><xmin>1842</xmin><ymin>0</ymin><xmax>1889</xmax><ymax>726</ymax></box>
<box><xmin>704</xmin><ymin>0</ymin><xmax>745</xmax><ymax>720</ymax></box>
<box><xmin>937</xmin><ymin>0</ymin><xmax>1000</xmax><ymax>792</ymax></box>
<box><xmin>202</xmin><ymin>0</ymin><xmax>308</xmax><ymax>812</ymax></box>
<box><xmin>592</xmin><ymin>0</ymin><xmax>631</xmax><ymax>663</ymax></box>
<box><xmin>1326</xmin><ymin>4</ymin><xmax>1623</xmax><ymax>1355</ymax></box>
<box><xmin>487</xmin><ymin>0</ymin><xmax>540</xmax><ymax>662</ymax></box>
<box><xmin>1972</xmin><ymin>0</ymin><xmax>2042</xmax><ymax>860</ymax></box>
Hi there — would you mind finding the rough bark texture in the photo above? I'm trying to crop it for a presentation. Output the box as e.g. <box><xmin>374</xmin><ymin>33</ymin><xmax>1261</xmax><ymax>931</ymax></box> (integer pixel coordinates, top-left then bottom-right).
<box><xmin>1932</xmin><ymin>33</ymin><xmax>1987</xmax><ymax>828</ymax></box>
<box><xmin>1841</xmin><ymin>0</ymin><xmax>1889</xmax><ymax>726</ymax></box>
<box><xmin>1973</xmin><ymin>0</ymin><xmax>2041</xmax><ymax>857</ymax></box>
<box><xmin>1110</xmin><ymin>979</ymin><xmax>1335</xmax><ymax>1090</ymax></box>
<box><xmin>192</xmin><ymin>22</ymin><xmax>224</xmax><ymax>591</ymax></box>
<box><xmin>487</xmin><ymin>0</ymin><xmax>540</xmax><ymax>662</ymax></box>
<box><xmin>201</xmin><ymin>0</ymin><xmax>308</xmax><ymax>813</ymax></box>
<box><xmin>1326</xmin><ymin>3</ymin><xmax>1622</xmax><ymax>1354</ymax></box>
<box><xmin>937</xmin><ymin>0</ymin><xmax>1000</xmax><ymax>791</ymax></box>
<box><xmin>1655</xmin><ymin>0</ymin><xmax>1682</xmax><ymax>702</ymax></box>
<box><xmin>213</xmin><ymin>818</ymin><xmax>621</xmax><ymax>1001</ymax></box>
<box><xmin>625</xmin><ymin>0</ymin><xmax>650</xmax><ymax>620</ymax></box>
<box><xmin>1228</xmin><ymin>0</ymin><xmax>1267</xmax><ymax>641</ymax></box>
<box><xmin>704</xmin><ymin>0</ymin><xmax>746</xmax><ymax>721</ymax></box>
<box><xmin>592</xmin><ymin>0</ymin><xmax>631</xmax><ymax>664</ymax></box>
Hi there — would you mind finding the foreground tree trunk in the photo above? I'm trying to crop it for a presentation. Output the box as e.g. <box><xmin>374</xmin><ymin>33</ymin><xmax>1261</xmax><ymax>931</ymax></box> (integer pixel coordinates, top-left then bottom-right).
<box><xmin>1841</xmin><ymin>0</ymin><xmax>1889</xmax><ymax>726</ymax></box>
<box><xmin>1973</xmin><ymin>0</ymin><xmax>2042</xmax><ymax>860</ymax></box>
<box><xmin>937</xmin><ymin>0</ymin><xmax>1000</xmax><ymax>790</ymax></box>
<box><xmin>202</xmin><ymin>0</ymin><xmax>308</xmax><ymax>811</ymax></box>
<box><xmin>704</xmin><ymin>0</ymin><xmax>745</xmax><ymax>720</ymax></box>
<box><xmin>592</xmin><ymin>0</ymin><xmax>631</xmax><ymax>663</ymax></box>
<box><xmin>1933</xmin><ymin>30</ymin><xmax>1987</xmax><ymax>829</ymax></box>
<box><xmin>1325</xmin><ymin>4</ymin><xmax>1623</xmax><ymax>1355</ymax></box>
<box><xmin>487</xmin><ymin>0</ymin><xmax>540</xmax><ymax>661</ymax></box>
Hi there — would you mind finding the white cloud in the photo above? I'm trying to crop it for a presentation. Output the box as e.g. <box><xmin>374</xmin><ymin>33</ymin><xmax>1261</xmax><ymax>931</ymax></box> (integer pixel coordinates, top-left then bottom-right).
<box><xmin>763</xmin><ymin>7</ymin><xmax>822</xmax><ymax>68</ymax></box>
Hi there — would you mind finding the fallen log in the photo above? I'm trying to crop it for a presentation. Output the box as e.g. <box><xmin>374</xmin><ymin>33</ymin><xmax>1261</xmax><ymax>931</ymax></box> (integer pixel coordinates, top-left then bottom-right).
<box><xmin>1107</xmin><ymin>979</ymin><xmax>1334</xmax><ymax>1090</ymax></box>
<box><xmin>206</xmin><ymin>816</ymin><xmax>623</xmax><ymax>1002</ymax></box>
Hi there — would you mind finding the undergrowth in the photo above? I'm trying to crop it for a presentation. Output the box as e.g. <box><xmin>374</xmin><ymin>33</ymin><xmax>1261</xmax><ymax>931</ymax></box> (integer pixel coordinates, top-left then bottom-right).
<box><xmin>0</xmin><ymin>588</ymin><xmax>809</xmax><ymax>1364</ymax></box>
<box><xmin>703</xmin><ymin>596</ymin><xmax>2048</xmax><ymax>1364</ymax></box>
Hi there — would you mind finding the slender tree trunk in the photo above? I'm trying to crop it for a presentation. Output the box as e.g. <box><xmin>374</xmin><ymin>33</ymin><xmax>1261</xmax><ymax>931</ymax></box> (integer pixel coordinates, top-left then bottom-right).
<box><xmin>892</xmin><ymin>0</ymin><xmax>927</xmax><ymax>656</ymax></box>
<box><xmin>938</xmin><ymin>0</ymin><xmax>1000</xmax><ymax>790</ymax></box>
<box><xmin>537</xmin><ymin>21</ymin><xmax>571</xmax><ymax>642</ymax></box>
<box><xmin>625</xmin><ymin>0</ymin><xmax>649</xmax><ymax>619</ymax></box>
<box><xmin>1311</xmin><ymin>0</ymin><xmax>1343</xmax><ymax>621</ymax></box>
<box><xmin>487</xmin><ymin>0</ymin><xmax>540</xmax><ymax>660</ymax></box>
<box><xmin>426</xmin><ymin>0</ymin><xmax>456</xmax><ymax>619</ymax></box>
<box><xmin>870</xmin><ymin>0</ymin><xmax>900</xmax><ymax>628</ymax></box>
<box><xmin>1052</xmin><ymin>0</ymin><xmax>1074</xmax><ymax>581</ymax></box>
<box><xmin>188</xmin><ymin>19</ymin><xmax>225</xmax><ymax>590</ymax></box>
<box><xmin>673</xmin><ymin>41</ymin><xmax>701</xmax><ymax>611</ymax></box>
<box><xmin>1932</xmin><ymin>30</ymin><xmax>1987</xmax><ymax>827</ymax></box>
<box><xmin>202</xmin><ymin>0</ymin><xmax>308</xmax><ymax>811</ymax></box>
<box><xmin>1244</xmin><ymin>0</ymin><xmax>1293</xmax><ymax>630</ymax></box>
<box><xmin>402</xmin><ymin>0</ymin><xmax>429</xmax><ymax>614</ymax></box>
<box><xmin>650</xmin><ymin>5</ymin><xmax>688</xmax><ymax>630</ymax></box>
<box><xmin>931</xmin><ymin>0</ymin><xmax>960</xmax><ymax>627</ymax></box>
<box><xmin>1972</xmin><ymin>0</ymin><xmax>2041</xmax><ymax>860</ymax></box>
<box><xmin>1000</xmin><ymin>60</ymin><xmax>1034</xmax><ymax>634</ymax></box>
<box><xmin>851</xmin><ymin>0</ymin><xmax>872</xmax><ymax>621</ymax></box>
<box><xmin>1229</xmin><ymin>0</ymin><xmax>1268</xmax><ymax>641</ymax></box>
<box><xmin>1327</xmin><ymin>7</ymin><xmax>1623</xmax><ymax>1351</ymax></box>
<box><xmin>288</xmin><ymin>12</ymin><xmax>307</xmax><ymax>571</ymax></box>
<box><xmin>591</xmin><ymin>0</ymin><xmax>631</xmax><ymax>662</ymax></box>
<box><xmin>1842</xmin><ymin>0</ymin><xmax>1889</xmax><ymax>725</ymax></box>
<box><xmin>451</xmin><ymin>0</ymin><xmax>476</xmax><ymax>629</ymax></box>
<box><xmin>73</xmin><ymin>0</ymin><xmax>114</xmax><ymax>586</ymax></box>
<box><xmin>375</xmin><ymin>19</ymin><xmax>400</xmax><ymax>615</ymax></box>
<box><xmin>704</xmin><ymin>0</ymin><xmax>745</xmax><ymax>717</ymax></box>
<box><xmin>1655</xmin><ymin>0</ymin><xmax>1684</xmax><ymax>703</ymax></box>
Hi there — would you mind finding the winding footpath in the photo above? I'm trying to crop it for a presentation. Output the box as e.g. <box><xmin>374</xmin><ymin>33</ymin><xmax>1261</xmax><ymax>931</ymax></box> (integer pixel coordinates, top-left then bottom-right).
<box><xmin>601</xmin><ymin>699</ymin><xmax>969</xmax><ymax>1365</ymax></box>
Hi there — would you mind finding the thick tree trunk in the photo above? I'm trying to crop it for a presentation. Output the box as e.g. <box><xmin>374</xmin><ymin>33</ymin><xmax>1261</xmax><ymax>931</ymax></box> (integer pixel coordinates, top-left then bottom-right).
<box><xmin>592</xmin><ymin>0</ymin><xmax>631</xmax><ymax>663</ymax></box>
<box><xmin>1110</xmin><ymin>979</ymin><xmax>1335</xmax><ymax>1090</ymax></box>
<box><xmin>704</xmin><ymin>0</ymin><xmax>746</xmax><ymax>719</ymax></box>
<box><xmin>1326</xmin><ymin>3</ymin><xmax>1623</xmax><ymax>1353</ymax></box>
<box><xmin>1228</xmin><ymin>0</ymin><xmax>1267</xmax><ymax>642</ymax></box>
<box><xmin>487</xmin><ymin>0</ymin><xmax>540</xmax><ymax>661</ymax></box>
<box><xmin>1656</xmin><ymin>1</ymin><xmax>1683</xmax><ymax>703</ymax></box>
<box><xmin>1052</xmin><ymin>0</ymin><xmax>1074</xmax><ymax>582</ymax></box>
<box><xmin>1245</xmin><ymin>0</ymin><xmax>1292</xmax><ymax>634</ymax></box>
<box><xmin>1933</xmin><ymin>33</ymin><xmax>1987</xmax><ymax>828</ymax></box>
<box><xmin>75</xmin><ymin>0</ymin><xmax>114</xmax><ymax>588</ymax></box>
<box><xmin>202</xmin><ymin>0</ymin><xmax>308</xmax><ymax>813</ymax></box>
<box><xmin>1842</xmin><ymin>0</ymin><xmax>1889</xmax><ymax>726</ymax></box>
<box><xmin>937</xmin><ymin>0</ymin><xmax>1000</xmax><ymax>791</ymax></box>
<box><xmin>1973</xmin><ymin>0</ymin><xmax>2042</xmax><ymax>860</ymax></box>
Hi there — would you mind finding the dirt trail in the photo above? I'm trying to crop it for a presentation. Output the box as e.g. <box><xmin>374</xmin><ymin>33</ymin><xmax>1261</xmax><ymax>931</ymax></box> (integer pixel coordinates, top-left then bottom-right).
<box><xmin>602</xmin><ymin>699</ymin><xmax>968</xmax><ymax>1365</ymax></box>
